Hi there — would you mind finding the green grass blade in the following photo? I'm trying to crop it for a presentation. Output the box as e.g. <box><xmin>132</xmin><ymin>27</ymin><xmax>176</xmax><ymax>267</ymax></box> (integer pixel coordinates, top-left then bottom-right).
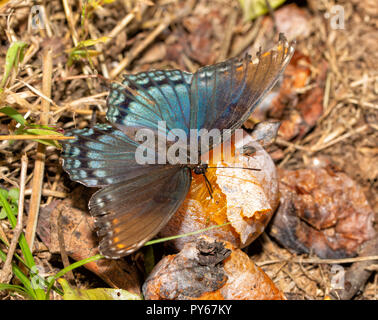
<box><xmin>144</xmin><ymin>222</ymin><xmax>231</xmax><ymax>246</ymax></box>
<box><xmin>14</xmin><ymin>127</ymin><xmax>63</xmax><ymax>148</ymax></box>
<box><xmin>0</xmin><ymin>106</ymin><xmax>26</xmax><ymax>125</ymax></box>
<box><xmin>0</xmin><ymin>191</ymin><xmax>45</xmax><ymax>299</ymax></box>
<box><xmin>0</xmin><ymin>236</ymin><xmax>62</xmax><ymax>297</ymax></box>
<box><xmin>0</xmin><ymin>41</ymin><xmax>27</xmax><ymax>89</ymax></box>
<box><xmin>0</xmin><ymin>283</ymin><xmax>31</xmax><ymax>298</ymax></box>
<box><xmin>0</xmin><ymin>248</ymin><xmax>37</xmax><ymax>299</ymax></box>
<box><xmin>0</xmin><ymin>191</ymin><xmax>35</xmax><ymax>268</ymax></box>
<box><xmin>45</xmin><ymin>254</ymin><xmax>104</xmax><ymax>299</ymax></box>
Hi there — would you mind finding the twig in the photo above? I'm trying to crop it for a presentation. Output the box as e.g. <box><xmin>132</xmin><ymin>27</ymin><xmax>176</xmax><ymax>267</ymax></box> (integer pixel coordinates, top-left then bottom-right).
<box><xmin>106</xmin><ymin>12</ymin><xmax>135</xmax><ymax>42</ymax></box>
<box><xmin>364</xmin><ymin>265</ymin><xmax>378</xmax><ymax>272</ymax></box>
<box><xmin>8</xmin><ymin>80</ymin><xmax>107</xmax><ymax>118</ymax></box>
<box><xmin>350</xmin><ymin>76</ymin><xmax>378</xmax><ymax>87</ymax></box>
<box><xmin>62</xmin><ymin>0</ymin><xmax>95</xmax><ymax>90</ymax></box>
<box><xmin>109</xmin><ymin>20</ymin><xmax>169</xmax><ymax>78</ymax></box>
<box><xmin>46</xmin><ymin>170</ymin><xmax>62</xmax><ymax>205</ymax></box>
<box><xmin>109</xmin><ymin>2</ymin><xmax>194</xmax><ymax>78</ymax></box>
<box><xmin>89</xmin><ymin>24</ymin><xmax>109</xmax><ymax>78</ymax></box>
<box><xmin>231</xmin><ymin>16</ymin><xmax>262</xmax><ymax>57</ymax></box>
<box><xmin>0</xmin><ymin>225</ymin><xmax>9</xmax><ymax>247</ymax></box>
<box><xmin>264</xmin><ymin>0</ymin><xmax>278</xmax><ymax>35</ymax></box>
<box><xmin>51</xmin><ymin>92</ymin><xmax>108</xmax><ymax>116</ymax></box>
<box><xmin>256</xmin><ymin>255</ymin><xmax>378</xmax><ymax>267</ymax></box>
<box><xmin>57</xmin><ymin>210</ymin><xmax>75</xmax><ymax>284</ymax></box>
<box><xmin>218</xmin><ymin>8</ymin><xmax>238</xmax><ymax>61</ymax></box>
<box><xmin>181</xmin><ymin>53</ymin><xmax>197</xmax><ymax>73</ymax></box>
<box><xmin>55</xmin><ymin>74</ymin><xmax>103</xmax><ymax>81</ymax></box>
<box><xmin>310</xmin><ymin>125</ymin><xmax>368</xmax><ymax>152</ymax></box>
<box><xmin>18</xmin><ymin>79</ymin><xmax>58</xmax><ymax>109</ymax></box>
<box><xmin>62</xmin><ymin>0</ymin><xmax>79</xmax><ymax>46</ymax></box>
<box><xmin>25</xmin><ymin>48</ymin><xmax>52</xmax><ymax>250</ymax></box>
<box><xmin>24</xmin><ymin>189</ymin><xmax>68</xmax><ymax>198</ymax></box>
<box><xmin>329</xmin><ymin>238</ymin><xmax>378</xmax><ymax>300</ymax></box>
<box><xmin>346</xmin><ymin>98</ymin><xmax>378</xmax><ymax>110</ymax></box>
<box><xmin>299</xmin><ymin>262</ymin><xmax>326</xmax><ymax>295</ymax></box>
<box><xmin>0</xmin><ymin>171</ymin><xmax>19</xmax><ymax>188</ymax></box>
<box><xmin>17</xmin><ymin>103</ymin><xmax>107</xmax><ymax>117</ymax></box>
<box><xmin>275</xmin><ymin>137</ymin><xmax>311</xmax><ymax>152</ymax></box>
<box><xmin>0</xmin><ymin>154</ymin><xmax>28</xmax><ymax>284</ymax></box>
<box><xmin>0</xmin><ymin>135</ymin><xmax>75</xmax><ymax>141</ymax></box>
<box><xmin>282</xmin><ymin>268</ymin><xmax>312</xmax><ymax>299</ymax></box>
<box><xmin>323</xmin><ymin>71</ymin><xmax>332</xmax><ymax>112</ymax></box>
<box><xmin>4</xmin><ymin>90</ymin><xmax>36</xmax><ymax>111</ymax></box>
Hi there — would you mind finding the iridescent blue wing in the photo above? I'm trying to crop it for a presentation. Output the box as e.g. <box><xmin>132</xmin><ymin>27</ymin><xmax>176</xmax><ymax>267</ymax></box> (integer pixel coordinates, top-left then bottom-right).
<box><xmin>190</xmin><ymin>35</ymin><xmax>295</xmax><ymax>153</ymax></box>
<box><xmin>90</xmin><ymin>166</ymin><xmax>191</xmax><ymax>259</ymax></box>
<box><xmin>61</xmin><ymin>125</ymin><xmax>191</xmax><ymax>258</ymax></box>
<box><xmin>107</xmin><ymin>36</ymin><xmax>294</xmax><ymax>153</ymax></box>
<box><xmin>107</xmin><ymin>70</ymin><xmax>193</xmax><ymax>135</ymax></box>
<box><xmin>61</xmin><ymin>124</ymin><xmax>161</xmax><ymax>187</ymax></box>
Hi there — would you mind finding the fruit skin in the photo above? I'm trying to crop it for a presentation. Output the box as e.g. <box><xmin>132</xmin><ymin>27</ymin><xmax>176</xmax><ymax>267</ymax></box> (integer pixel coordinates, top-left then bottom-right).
<box><xmin>143</xmin><ymin>236</ymin><xmax>285</xmax><ymax>300</ymax></box>
<box><xmin>269</xmin><ymin>167</ymin><xmax>376</xmax><ymax>259</ymax></box>
<box><xmin>160</xmin><ymin>132</ymin><xmax>280</xmax><ymax>250</ymax></box>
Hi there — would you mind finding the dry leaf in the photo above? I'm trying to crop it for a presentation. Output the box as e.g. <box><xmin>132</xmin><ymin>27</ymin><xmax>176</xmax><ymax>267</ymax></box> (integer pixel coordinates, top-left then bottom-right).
<box><xmin>37</xmin><ymin>189</ymin><xmax>141</xmax><ymax>294</ymax></box>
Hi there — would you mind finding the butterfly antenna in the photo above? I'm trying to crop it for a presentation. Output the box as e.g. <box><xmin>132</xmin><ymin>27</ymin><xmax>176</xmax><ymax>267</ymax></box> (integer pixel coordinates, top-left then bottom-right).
<box><xmin>206</xmin><ymin>166</ymin><xmax>261</xmax><ymax>171</ymax></box>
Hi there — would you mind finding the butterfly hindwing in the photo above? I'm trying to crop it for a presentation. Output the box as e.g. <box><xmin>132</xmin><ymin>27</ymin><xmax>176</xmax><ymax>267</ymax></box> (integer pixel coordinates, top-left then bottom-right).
<box><xmin>90</xmin><ymin>166</ymin><xmax>191</xmax><ymax>258</ymax></box>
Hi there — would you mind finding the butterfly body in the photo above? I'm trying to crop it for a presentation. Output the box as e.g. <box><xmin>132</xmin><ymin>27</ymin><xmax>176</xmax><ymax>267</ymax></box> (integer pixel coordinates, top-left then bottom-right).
<box><xmin>62</xmin><ymin>35</ymin><xmax>295</xmax><ymax>259</ymax></box>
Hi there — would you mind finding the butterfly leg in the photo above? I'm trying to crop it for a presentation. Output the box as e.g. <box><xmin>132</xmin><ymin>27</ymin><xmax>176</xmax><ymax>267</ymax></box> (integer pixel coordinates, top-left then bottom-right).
<box><xmin>203</xmin><ymin>172</ymin><xmax>214</xmax><ymax>199</ymax></box>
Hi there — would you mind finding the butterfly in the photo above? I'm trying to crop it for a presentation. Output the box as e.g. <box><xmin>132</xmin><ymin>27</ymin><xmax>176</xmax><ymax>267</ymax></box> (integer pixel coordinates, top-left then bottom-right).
<box><xmin>61</xmin><ymin>34</ymin><xmax>295</xmax><ymax>259</ymax></box>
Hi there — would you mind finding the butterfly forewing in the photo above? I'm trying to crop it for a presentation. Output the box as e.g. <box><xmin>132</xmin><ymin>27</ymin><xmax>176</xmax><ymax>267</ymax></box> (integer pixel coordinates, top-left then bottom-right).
<box><xmin>90</xmin><ymin>166</ymin><xmax>191</xmax><ymax>259</ymax></box>
<box><xmin>230</xmin><ymin>37</ymin><xmax>294</xmax><ymax>130</ymax></box>
<box><xmin>189</xmin><ymin>35</ymin><xmax>295</xmax><ymax>154</ymax></box>
<box><xmin>189</xmin><ymin>56</ymin><xmax>248</xmax><ymax>131</ymax></box>
<box><xmin>107</xmin><ymin>70</ymin><xmax>193</xmax><ymax>135</ymax></box>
